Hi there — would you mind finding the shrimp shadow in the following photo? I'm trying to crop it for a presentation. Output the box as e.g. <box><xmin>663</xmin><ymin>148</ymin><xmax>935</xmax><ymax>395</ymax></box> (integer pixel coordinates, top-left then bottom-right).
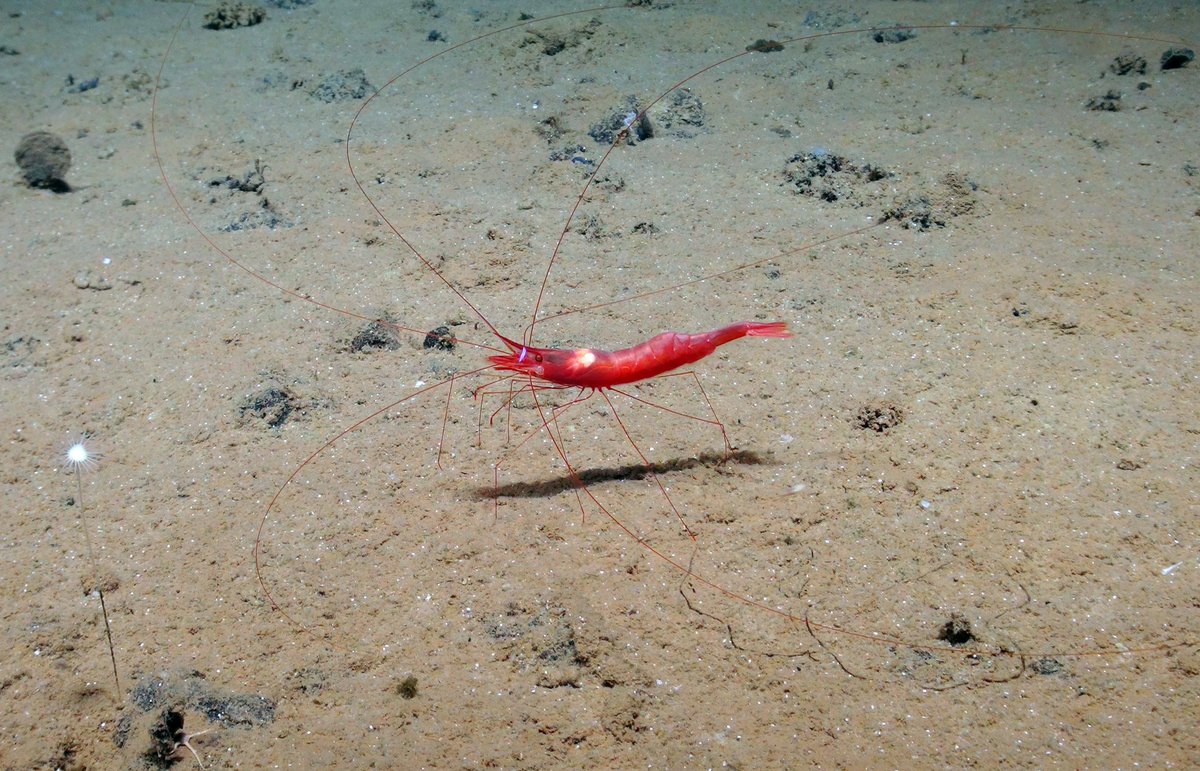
<box><xmin>477</xmin><ymin>448</ymin><xmax>774</xmax><ymax>500</ymax></box>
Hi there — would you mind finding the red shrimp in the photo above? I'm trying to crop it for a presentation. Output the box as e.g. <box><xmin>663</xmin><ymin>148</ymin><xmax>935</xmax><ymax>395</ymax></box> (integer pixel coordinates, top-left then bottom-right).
<box><xmin>489</xmin><ymin>321</ymin><xmax>792</xmax><ymax>388</ymax></box>
<box><xmin>483</xmin><ymin>322</ymin><xmax>794</xmax><ymax>541</ymax></box>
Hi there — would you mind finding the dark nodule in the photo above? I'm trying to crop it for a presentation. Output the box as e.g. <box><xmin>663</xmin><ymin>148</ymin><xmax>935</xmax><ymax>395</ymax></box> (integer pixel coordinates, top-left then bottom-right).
<box><xmin>423</xmin><ymin>325</ymin><xmax>455</xmax><ymax>351</ymax></box>
<box><xmin>15</xmin><ymin>131</ymin><xmax>71</xmax><ymax>192</ymax></box>
<box><xmin>937</xmin><ymin>614</ymin><xmax>976</xmax><ymax>647</ymax></box>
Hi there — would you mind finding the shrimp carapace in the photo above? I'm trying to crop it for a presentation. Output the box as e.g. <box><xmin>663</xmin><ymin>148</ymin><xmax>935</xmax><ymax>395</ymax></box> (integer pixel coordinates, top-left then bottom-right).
<box><xmin>490</xmin><ymin>321</ymin><xmax>792</xmax><ymax>390</ymax></box>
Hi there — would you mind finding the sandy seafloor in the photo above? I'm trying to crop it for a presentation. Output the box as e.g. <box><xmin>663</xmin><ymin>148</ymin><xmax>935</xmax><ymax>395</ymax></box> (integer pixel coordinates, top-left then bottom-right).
<box><xmin>1</xmin><ymin>0</ymin><xmax>1197</xmax><ymax>768</ymax></box>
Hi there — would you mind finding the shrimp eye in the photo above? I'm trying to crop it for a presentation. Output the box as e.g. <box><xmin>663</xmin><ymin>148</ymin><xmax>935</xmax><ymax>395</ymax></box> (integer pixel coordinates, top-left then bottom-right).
<box><xmin>534</xmin><ymin>354</ymin><xmax>543</xmax><ymax>362</ymax></box>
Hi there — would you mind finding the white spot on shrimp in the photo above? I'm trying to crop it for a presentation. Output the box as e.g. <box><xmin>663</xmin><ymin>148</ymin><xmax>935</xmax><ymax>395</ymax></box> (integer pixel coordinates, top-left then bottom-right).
<box><xmin>575</xmin><ymin>349</ymin><xmax>596</xmax><ymax>367</ymax></box>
